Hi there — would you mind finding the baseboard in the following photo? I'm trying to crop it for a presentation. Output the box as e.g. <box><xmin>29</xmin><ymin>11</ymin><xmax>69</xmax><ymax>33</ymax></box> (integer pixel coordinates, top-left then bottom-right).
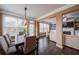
<box><xmin>63</xmin><ymin>45</ymin><xmax>79</xmax><ymax>51</ymax></box>
<box><xmin>56</xmin><ymin>44</ymin><xmax>63</xmax><ymax>49</ymax></box>
<box><xmin>49</xmin><ymin>40</ymin><xmax>63</xmax><ymax>49</ymax></box>
<box><xmin>49</xmin><ymin>40</ymin><xmax>56</xmax><ymax>44</ymax></box>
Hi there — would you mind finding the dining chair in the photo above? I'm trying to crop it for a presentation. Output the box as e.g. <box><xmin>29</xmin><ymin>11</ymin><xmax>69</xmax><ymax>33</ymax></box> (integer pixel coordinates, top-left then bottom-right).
<box><xmin>0</xmin><ymin>36</ymin><xmax>16</xmax><ymax>54</ymax></box>
<box><xmin>23</xmin><ymin>36</ymin><xmax>37</xmax><ymax>54</ymax></box>
<box><xmin>4</xmin><ymin>34</ymin><xmax>23</xmax><ymax>51</ymax></box>
<box><xmin>4</xmin><ymin>34</ymin><xmax>15</xmax><ymax>47</ymax></box>
<box><xmin>6</xmin><ymin>33</ymin><xmax>15</xmax><ymax>42</ymax></box>
<box><xmin>0</xmin><ymin>36</ymin><xmax>6</xmax><ymax>55</ymax></box>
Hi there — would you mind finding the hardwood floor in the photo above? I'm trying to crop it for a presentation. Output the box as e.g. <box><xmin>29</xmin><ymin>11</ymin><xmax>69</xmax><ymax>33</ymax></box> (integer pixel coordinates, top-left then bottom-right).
<box><xmin>37</xmin><ymin>37</ymin><xmax>79</xmax><ymax>55</ymax></box>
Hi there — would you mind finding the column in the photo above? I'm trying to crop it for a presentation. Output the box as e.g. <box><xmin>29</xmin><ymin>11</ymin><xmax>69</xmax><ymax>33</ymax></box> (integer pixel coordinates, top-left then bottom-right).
<box><xmin>56</xmin><ymin>13</ymin><xmax>63</xmax><ymax>49</ymax></box>
<box><xmin>35</xmin><ymin>21</ymin><xmax>39</xmax><ymax>38</ymax></box>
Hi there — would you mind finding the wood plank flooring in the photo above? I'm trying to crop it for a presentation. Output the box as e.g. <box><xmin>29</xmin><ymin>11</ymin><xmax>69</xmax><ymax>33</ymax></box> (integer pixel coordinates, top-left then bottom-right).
<box><xmin>37</xmin><ymin>37</ymin><xmax>79</xmax><ymax>55</ymax></box>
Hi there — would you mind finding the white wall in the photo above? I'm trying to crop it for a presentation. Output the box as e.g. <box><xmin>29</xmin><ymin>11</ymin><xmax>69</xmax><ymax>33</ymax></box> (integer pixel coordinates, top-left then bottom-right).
<box><xmin>49</xmin><ymin>18</ymin><xmax>57</xmax><ymax>42</ymax></box>
<box><xmin>50</xmin><ymin>32</ymin><xmax>79</xmax><ymax>50</ymax></box>
<box><xmin>49</xmin><ymin>30</ymin><xmax>56</xmax><ymax>42</ymax></box>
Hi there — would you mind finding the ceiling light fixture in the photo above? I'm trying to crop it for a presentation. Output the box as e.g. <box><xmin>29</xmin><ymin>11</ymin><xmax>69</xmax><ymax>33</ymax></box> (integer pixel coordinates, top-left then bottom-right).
<box><xmin>24</xmin><ymin>7</ymin><xmax>29</xmax><ymax>36</ymax></box>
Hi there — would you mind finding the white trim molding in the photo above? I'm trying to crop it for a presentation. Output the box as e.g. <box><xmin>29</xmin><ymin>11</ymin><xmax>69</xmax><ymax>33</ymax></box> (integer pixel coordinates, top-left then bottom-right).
<box><xmin>56</xmin><ymin>43</ymin><xmax>63</xmax><ymax>49</ymax></box>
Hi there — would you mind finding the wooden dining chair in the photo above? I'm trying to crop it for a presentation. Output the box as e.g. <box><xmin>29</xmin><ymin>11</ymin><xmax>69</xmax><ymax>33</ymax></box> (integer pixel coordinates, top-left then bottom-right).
<box><xmin>23</xmin><ymin>36</ymin><xmax>37</xmax><ymax>54</ymax></box>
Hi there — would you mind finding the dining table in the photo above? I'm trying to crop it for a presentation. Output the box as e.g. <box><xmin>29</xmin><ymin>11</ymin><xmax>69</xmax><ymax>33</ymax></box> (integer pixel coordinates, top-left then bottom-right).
<box><xmin>14</xmin><ymin>34</ymin><xmax>25</xmax><ymax>52</ymax></box>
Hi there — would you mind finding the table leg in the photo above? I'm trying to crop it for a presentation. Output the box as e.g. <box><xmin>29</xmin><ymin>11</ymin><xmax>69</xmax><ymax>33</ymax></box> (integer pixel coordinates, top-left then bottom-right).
<box><xmin>15</xmin><ymin>45</ymin><xmax>20</xmax><ymax>53</ymax></box>
<box><xmin>36</xmin><ymin>39</ymin><xmax>39</xmax><ymax>55</ymax></box>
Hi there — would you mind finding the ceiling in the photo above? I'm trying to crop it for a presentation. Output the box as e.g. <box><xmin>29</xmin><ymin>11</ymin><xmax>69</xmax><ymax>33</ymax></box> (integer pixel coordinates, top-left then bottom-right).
<box><xmin>0</xmin><ymin>4</ymin><xmax>64</xmax><ymax>19</ymax></box>
<box><xmin>64</xmin><ymin>10</ymin><xmax>79</xmax><ymax>18</ymax></box>
<box><xmin>40</xmin><ymin>18</ymin><xmax>56</xmax><ymax>24</ymax></box>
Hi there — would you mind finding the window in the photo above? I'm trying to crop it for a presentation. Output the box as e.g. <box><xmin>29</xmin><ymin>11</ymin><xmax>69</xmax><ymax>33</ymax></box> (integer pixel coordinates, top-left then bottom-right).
<box><xmin>29</xmin><ymin>21</ymin><xmax>35</xmax><ymax>36</ymax></box>
<box><xmin>39</xmin><ymin>22</ymin><xmax>49</xmax><ymax>33</ymax></box>
<box><xmin>17</xmin><ymin>18</ymin><xmax>24</xmax><ymax>33</ymax></box>
<box><xmin>50</xmin><ymin>24</ymin><xmax>56</xmax><ymax>30</ymax></box>
<box><xmin>43</xmin><ymin>24</ymin><xmax>47</xmax><ymax>32</ymax></box>
<box><xmin>46</xmin><ymin>24</ymin><xmax>49</xmax><ymax>32</ymax></box>
<box><xmin>40</xmin><ymin>23</ymin><xmax>44</xmax><ymax>33</ymax></box>
<box><xmin>3</xmin><ymin>15</ymin><xmax>24</xmax><ymax>36</ymax></box>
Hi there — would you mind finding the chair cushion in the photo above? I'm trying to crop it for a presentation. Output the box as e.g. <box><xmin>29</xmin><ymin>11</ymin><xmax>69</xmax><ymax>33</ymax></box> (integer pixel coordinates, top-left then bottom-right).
<box><xmin>9</xmin><ymin>42</ymin><xmax>15</xmax><ymax>47</ymax></box>
<box><xmin>7</xmin><ymin>46</ymin><xmax>16</xmax><ymax>54</ymax></box>
<box><xmin>11</xmin><ymin>39</ymin><xmax>15</xmax><ymax>42</ymax></box>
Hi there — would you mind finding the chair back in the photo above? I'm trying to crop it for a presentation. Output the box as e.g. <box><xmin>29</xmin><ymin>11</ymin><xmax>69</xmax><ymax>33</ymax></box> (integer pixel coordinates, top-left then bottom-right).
<box><xmin>3</xmin><ymin>35</ymin><xmax>10</xmax><ymax>47</ymax></box>
<box><xmin>6</xmin><ymin>33</ymin><xmax>11</xmax><ymax>42</ymax></box>
<box><xmin>4</xmin><ymin>34</ymin><xmax>11</xmax><ymax>45</ymax></box>
<box><xmin>23</xmin><ymin>36</ymin><xmax>36</xmax><ymax>54</ymax></box>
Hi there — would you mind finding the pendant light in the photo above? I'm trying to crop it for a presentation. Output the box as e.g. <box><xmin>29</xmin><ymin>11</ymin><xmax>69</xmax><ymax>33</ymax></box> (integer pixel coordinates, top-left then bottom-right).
<box><xmin>24</xmin><ymin>7</ymin><xmax>29</xmax><ymax>36</ymax></box>
<box><xmin>24</xmin><ymin>7</ymin><xmax>27</xmax><ymax>25</ymax></box>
